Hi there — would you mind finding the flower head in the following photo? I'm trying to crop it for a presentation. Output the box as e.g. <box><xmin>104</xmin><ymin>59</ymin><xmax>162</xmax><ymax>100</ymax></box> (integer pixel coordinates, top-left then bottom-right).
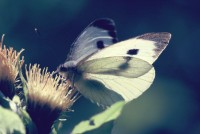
<box><xmin>25</xmin><ymin>64</ymin><xmax>78</xmax><ymax>133</ymax></box>
<box><xmin>0</xmin><ymin>34</ymin><xmax>24</xmax><ymax>98</ymax></box>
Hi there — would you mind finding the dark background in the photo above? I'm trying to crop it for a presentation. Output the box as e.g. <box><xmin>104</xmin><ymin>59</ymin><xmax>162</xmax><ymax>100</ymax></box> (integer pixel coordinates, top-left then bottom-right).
<box><xmin>0</xmin><ymin>0</ymin><xmax>200</xmax><ymax>133</ymax></box>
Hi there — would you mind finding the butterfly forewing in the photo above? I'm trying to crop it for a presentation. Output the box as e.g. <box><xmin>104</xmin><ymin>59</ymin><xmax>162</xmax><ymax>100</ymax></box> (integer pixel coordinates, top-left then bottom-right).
<box><xmin>67</xmin><ymin>18</ymin><xmax>118</xmax><ymax>62</ymax></box>
<box><xmin>86</xmin><ymin>32</ymin><xmax>171</xmax><ymax>64</ymax></box>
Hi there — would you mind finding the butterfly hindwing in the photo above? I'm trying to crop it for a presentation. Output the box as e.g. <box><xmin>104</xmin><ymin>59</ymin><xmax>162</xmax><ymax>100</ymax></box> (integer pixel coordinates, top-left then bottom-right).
<box><xmin>75</xmin><ymin>67</ymin><xmax>155</xmax><ymax>106</ymax></box>
<box><xmin>74</xmin><ymin>74</ymin><xmax>124</xmax><ymax>107</ymax></box>
<box><xmin>86</xmin><ymin>32</ymin><xmax>171</xmax><ymax>64</ymax></box>
<box><xmin>67</xmin><ymin>18</ymin><xmax>118</xmax><ymax>62</ymax></box>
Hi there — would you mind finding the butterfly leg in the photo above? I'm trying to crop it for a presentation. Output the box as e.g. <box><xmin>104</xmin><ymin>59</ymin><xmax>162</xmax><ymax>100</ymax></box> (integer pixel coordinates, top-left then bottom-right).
<box><xmin>71</xmin><ymin>73</ymin><xmax>75</xmax><ymax>88</ymax></box>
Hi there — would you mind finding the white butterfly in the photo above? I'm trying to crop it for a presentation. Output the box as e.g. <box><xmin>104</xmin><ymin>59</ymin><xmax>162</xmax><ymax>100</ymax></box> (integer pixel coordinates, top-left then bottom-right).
<box><xmin>56</xmin><ymin>18</ymin><xmax>171</xmax><ymax>107</ymax></box>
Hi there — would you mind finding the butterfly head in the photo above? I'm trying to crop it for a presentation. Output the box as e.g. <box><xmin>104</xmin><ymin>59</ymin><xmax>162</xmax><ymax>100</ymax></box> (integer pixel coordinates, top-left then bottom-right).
<box><xmin>55</xmin><ymin>61</ymin><xmax>77</xmax><ymax>79</ymax></box>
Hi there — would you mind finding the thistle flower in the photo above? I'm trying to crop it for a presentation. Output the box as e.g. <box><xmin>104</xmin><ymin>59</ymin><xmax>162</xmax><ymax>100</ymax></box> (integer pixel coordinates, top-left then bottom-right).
<box><xmin>0</xmin><ymin>34</ymin><xmax>24</xmax><ymax>99</ymax></box>
<box><xmin>25</xmin><ymin>64</ymin><xmax>78</xmax><ymax>133</ymax></box>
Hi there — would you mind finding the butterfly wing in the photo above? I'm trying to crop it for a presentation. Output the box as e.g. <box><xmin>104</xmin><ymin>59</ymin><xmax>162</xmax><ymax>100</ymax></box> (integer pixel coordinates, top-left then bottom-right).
<box><xmin>75</xmin><ymin>67</ymin><xmax>155</xmax><ymax>106</ymax></box>
<box><xmin>78</xmin><ymin>56</ymin><xmax>153</xmax><ymax>78</ymax></box>
<box><xmin>67</xmin><ymin>18</ymin><xmax>118</xmax><ymax>62</ymax></box>
<box><xmin>74</xmin><ymin>74</ymin><xmax>124</xmax><ymax>107</ymax></box>
<box><xmin>74</xmin><ymin>32</ymin><xmax>171</xmax><ymax>106</ymax></box>
<box><xmin>75</xmin><ymin>56</ymin><xmax>155</xmax><ymax>106</ymax></box>
<box><xmin>86</xmin><ymin>32</ymin><xmax>171</xmax><ymax>64</ymax></box>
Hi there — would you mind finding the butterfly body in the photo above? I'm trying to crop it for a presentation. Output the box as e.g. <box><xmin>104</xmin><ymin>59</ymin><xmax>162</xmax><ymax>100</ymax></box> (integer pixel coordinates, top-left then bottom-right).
<box><xmin>56</xmin><ymin>18</ymin><xmax>171</xmax><ymax>107</ymax></box>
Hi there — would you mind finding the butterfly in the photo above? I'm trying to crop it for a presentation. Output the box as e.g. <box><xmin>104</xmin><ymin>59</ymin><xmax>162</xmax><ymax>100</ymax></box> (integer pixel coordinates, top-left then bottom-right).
<box><xmin>55</xmin><ymin>18</ymin><xmax>171</xmax><ymax>107</ymax></box>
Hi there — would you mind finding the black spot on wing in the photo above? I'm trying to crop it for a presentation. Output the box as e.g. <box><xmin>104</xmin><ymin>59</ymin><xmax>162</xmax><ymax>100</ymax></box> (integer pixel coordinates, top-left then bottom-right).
<box><xmin>127</xmin><ymin>49</ymin><xmax>139</xmax><ymax>55</ymax></box>
<box><xmin>97</xmin><ymin>40</ymin><xmax>105</xmax><ymax>49</ymax></box>
<box><xmin>89</xmin><ymin>120</ymin><xmax>95</xmax><ymax>126</ymax></box>
<box><xmin>119</xmin><ymin>57</ymin><xmax>132</xmax><ymax>70</ymax></box>
<box><xmin>118</xmin><ymin>62</ymin><xmax>129</xmax><ymax>70</ymax></box>
<box><xmin>92</xmin><ymin>19</ymin><xmax>115</xmax><ymax>31</ymax></box>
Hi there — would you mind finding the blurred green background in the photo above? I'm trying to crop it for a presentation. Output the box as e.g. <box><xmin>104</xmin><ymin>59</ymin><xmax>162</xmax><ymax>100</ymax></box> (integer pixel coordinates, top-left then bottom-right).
<box><xmin>0</xmin><ymin>0</ymin><xmax>200</xmax><ymax>133</ymax></box>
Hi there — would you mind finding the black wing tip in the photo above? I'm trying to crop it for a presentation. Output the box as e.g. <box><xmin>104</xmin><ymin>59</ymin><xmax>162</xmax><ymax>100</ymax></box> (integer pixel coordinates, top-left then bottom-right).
<box><xmin>90</xmin><ymin>18</ymin><xmax>116</xmax><ymax>31</ymax></box>
<box><xmin>90</xmin><ymin>18</ymin><xmax>118</xmax><ymax>43</ymax></box>
<box><xmin>136</xmin><ymin>32</ymin><xmax>172</xmax><ymax>44</ymax></box>
<box><xmin>156</xmin><ymin>32</ymin><xmax>171</xmax><ymax>41</ymax></box>
<box><xmin>92</xmin><ymin>18</ymin><xmax>115</xmax><ymax>24</ymax></box>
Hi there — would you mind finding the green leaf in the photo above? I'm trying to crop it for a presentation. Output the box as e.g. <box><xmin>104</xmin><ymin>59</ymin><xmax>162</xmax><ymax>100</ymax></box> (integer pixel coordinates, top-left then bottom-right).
<box><xmin>0</xmin><ymin>96</ymin><xmax>36</xmax><ymax>133</ymax></box>
<box><xmin>0</xmin><ymin>107</ymin><xmax>26</xmax><ymax>134</ymax></box>
<box><xmin>84</xmin><ymin>120</ymin><xmax>114</xmax><ymax>134</ymax></box>
<box><xmin>0</xmin><ymin>94</ymin><xmax>19</xmax><ymax>112</ymax></box>
<box><xmin>51</xmin><ymin>120</ymin><xmax>65</xmax><ymax>134</ymax></box>
<box><xmin>51</xmin><ymin>112</ymin><xmax>70</xmax><ymax>134</ymax></box>
<box><xmin>71</xmin><ymin>101</ymin><xmax>125</xmax><ymax>134</ymax></box>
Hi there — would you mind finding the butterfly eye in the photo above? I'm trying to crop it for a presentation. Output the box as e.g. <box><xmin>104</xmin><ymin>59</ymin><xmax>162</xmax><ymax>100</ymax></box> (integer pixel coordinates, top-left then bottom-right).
<box><xmin>59</xmin><ymin>66</ymin><xmax>68</xmax><ymax>72</ymax></box>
